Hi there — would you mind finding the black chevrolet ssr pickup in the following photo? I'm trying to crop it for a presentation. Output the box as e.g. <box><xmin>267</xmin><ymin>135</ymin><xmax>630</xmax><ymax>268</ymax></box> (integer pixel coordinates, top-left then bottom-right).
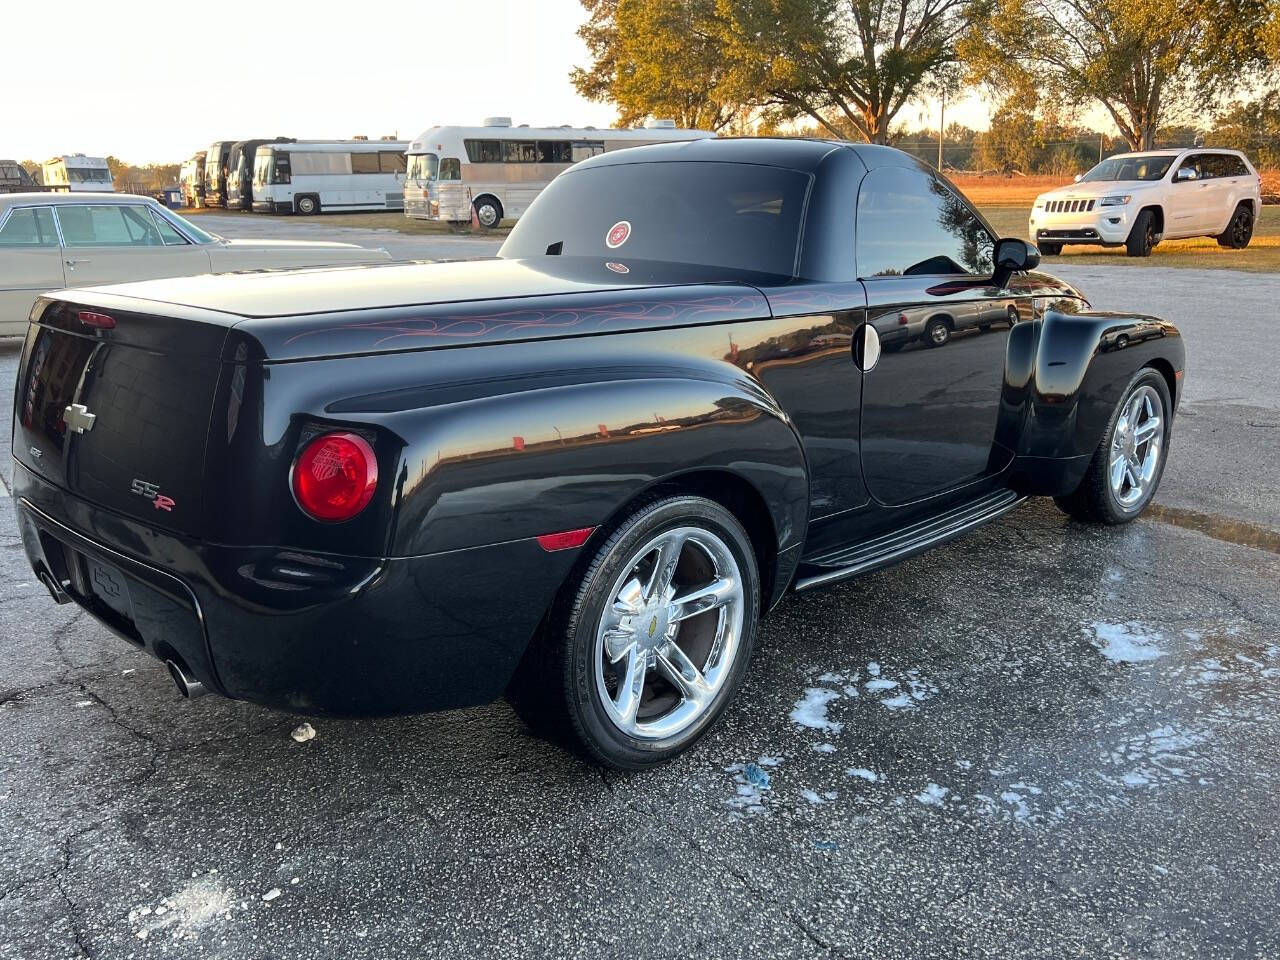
<box><xmin>12</xmin><ymin>138</ymin><xmax>1183</xmax><ymax>768</ymax></box>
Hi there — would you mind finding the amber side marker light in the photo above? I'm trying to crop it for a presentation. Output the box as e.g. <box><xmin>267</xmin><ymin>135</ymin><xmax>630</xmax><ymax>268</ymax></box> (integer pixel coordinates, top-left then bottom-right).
<box><xmin>78</xmin><ymin>310</ymin><xmax>115</xmax><ymax>329</ymax></box>
<box><xmin>536</xmin><ymin>527</ymin><xmax>597</xmax><ymax>552</ymax></box>
<box><xmin>292</xmin><ymin>432</ymin><xmax>378</xmax><ymax>522</ymax></box>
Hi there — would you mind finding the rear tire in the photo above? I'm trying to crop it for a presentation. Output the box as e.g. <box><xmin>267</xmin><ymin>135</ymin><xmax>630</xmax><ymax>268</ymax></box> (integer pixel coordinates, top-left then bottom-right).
<box><xmin>295</xmin><ymin>195</ymin><xmax>319</xmax><ymax>216</ymax></box>
<box><xmin>1054</xmin><ymin>368</ymin><xmax>1171</xmax><ymax>525</ymax></box>
<box><xmin>924</xmin><ymin>317</ymin><xmax>951</xmax><ymax>348</ymax></box>
<box><xmin>508</xmin><ymin>495</ymin><xmax>760</xmax><ymax>770</ymax></box>
<box><xmin>1125</xmin><ymin>210</ymin><xmax>1157</xmax><ymax>257</ymax></box>
<box><xmin>1038</xmin><ymin>241</ymin><xmax>1062</xmax><ymax>256</ymax></box>
<box><xmin>1216</xmin><ymin>204</ymin><xmax>1254</xmax><ymax>249</ymax></box>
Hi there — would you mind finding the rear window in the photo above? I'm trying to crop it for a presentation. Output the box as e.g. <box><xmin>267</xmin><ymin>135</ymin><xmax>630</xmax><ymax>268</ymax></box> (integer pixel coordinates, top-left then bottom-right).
<box><xmin>500</xmin><ymin>161</ymin><xmax>810</xmax><ymax>276</ymax></box>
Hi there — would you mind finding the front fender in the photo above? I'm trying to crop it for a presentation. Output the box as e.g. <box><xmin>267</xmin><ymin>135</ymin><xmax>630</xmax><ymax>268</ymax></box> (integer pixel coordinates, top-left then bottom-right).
<box><xmin>1008</xmin><ymin>308</ymin><xmax>1184</xmax><ymax>495</ymax></box>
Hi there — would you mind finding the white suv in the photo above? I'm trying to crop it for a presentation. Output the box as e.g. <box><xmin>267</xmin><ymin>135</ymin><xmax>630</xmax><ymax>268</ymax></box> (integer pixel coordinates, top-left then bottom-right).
<box><xmin>1029</xmin><ymin>149</ymin><xmax>1262</xmax><ymax>257</ymax></box>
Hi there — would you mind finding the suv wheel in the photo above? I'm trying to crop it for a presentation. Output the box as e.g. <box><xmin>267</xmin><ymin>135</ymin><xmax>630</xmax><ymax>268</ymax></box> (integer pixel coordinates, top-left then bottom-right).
<box><xmin>1125</xmin><ymin>210</ymin><xmax>1157</xmax><ymax>257</ymax></box>
<box><xmin>1216</xmin><ymin>204</ymin><xmax>1254</xmax><ymax>249</ymax></box>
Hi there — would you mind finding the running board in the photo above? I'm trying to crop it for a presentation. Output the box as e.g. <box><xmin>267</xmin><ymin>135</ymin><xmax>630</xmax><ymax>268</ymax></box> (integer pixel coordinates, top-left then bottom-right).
<box><xmin>794</xmin><ymin>490</ymin><xmax>1026</xmax><ymax>591</ymax></box>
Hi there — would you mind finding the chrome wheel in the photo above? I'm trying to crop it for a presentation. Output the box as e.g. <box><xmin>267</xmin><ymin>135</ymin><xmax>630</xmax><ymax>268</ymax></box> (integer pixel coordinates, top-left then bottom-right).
<box><xmin>593</xmin><ymin>526</ymin><xmax>745</xmax><ymax>741</ymax></box>
<box><xmin>1109</xmin><ymin>384</ymin><xmax>1164</xmax><ymax>509</ymax></box>
<box><xmin>475</xmin><ymin>200</ymin><xmax>500</xmax><ymax>228</ymax></box>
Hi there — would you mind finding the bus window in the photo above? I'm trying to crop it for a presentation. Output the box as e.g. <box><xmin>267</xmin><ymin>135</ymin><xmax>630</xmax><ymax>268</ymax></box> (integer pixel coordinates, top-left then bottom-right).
<box><xmin>571</xmin><ymin>141</ymin><xmax>605</xmax><ymax>162</ymax></box>
<box><xmin>503</xmin><ymin>141</ymin><xmax>538</xmax><ymax>163</ymax></box>
<box><xmin>537</xmin><ymin>141</ymin><xmax>573</xmax><ymax>163</ymax></box>
<box><xmin>379</xmin><ymin>151</ymin><xmax>407</xmax><ymax>173</ymax></box>
<box><xmin>352</xmin><ymin>153</ymin><xmax>380</xmax><ymax>174</ymax></box>
<box><xmin>465</xmin><ymin>139</ymin><xmax>503</xmax><ymax>163</ymax></box>
<box><xmin>439</xmin><ymin>158</ymin><xmax>461</xmax><ymax>180</ymax></box>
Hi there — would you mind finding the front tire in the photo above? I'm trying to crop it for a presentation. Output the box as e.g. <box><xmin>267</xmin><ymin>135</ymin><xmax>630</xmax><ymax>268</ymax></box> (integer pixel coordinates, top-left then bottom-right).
<box><xmin>510</xmin><ymin>496</ymin><xmax>760</xmax><ymax>769</ymax></box>
<box><xmin>1054</xmin><ymin>368</ymin><xmax>1171</xmax><ymax>524</ymax></box>
<box><xmin>473</xmin><ymin>195</ymin><xmax>503</xmax><ymax>229</ymax></box>
<box><xmin>1216</xmin><ymin>204</ymin><xmax>1254</xmax><ymax>249</ymax></box>
<box><xmin>1125</xmin><ymin>210</ymin><xmax>1157</xmax><ymax>257</ymax></box>
<box><xmin>295</xmin><ymin>195</ymin><xmax>319</xmax><ymax>216</ymax></box>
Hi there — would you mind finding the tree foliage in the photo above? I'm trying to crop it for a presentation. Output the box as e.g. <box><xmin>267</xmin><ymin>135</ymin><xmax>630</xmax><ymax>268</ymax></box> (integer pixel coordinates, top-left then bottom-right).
<box><xmin>1209</xmin><ymin>92</ymin><xmax>1280</xmax><ymax>168</ymax></box>
<box><xmin>572</xmin><ymin>0</ymin><xmax>987</xmax><ymax>143</ymax></box>
<box><xmin>960</xmin><ymin>0</ymin><xmax>1276</xmax><ymax>151</ymax></box>
<box><xmin>572</xmin><ymin>0</ymin><xmax>748</xmax><ymax>130</ymax></box>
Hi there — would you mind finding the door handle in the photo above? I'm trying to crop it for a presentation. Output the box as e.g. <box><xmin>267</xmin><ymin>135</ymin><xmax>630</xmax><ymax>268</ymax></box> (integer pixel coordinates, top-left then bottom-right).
<box><xmin>64</xmin><ymin>258</ymin><xmax>91</xmax><ymax>268</ymax></box>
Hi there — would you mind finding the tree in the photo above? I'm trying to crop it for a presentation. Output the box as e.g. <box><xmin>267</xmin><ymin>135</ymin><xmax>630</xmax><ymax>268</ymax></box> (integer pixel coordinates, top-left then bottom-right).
<box><xmin>1210</xmin><ymin>92</ymin><xmax>1280</xmax><ymax>168</ymax></box>
<box><xmin>572</xmin><ymin>0</ymin><xmax>749</xmax><ymax>130</ymax></box>
<box><xmin>716</xmin><ymin>0</ymin><xmax>987</xmax><ymax>143</ymax></box>
<box><xmin>961</xmin><ymin>0</ymin><xmax>1275</xmax><ymax>151</ymax></box>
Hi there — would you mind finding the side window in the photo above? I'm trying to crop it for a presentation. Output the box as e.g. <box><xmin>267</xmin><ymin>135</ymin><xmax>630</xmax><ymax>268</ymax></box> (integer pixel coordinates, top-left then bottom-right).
<box><xmin>536</xmin><ymin>141</ymin><xmax>573</xmax><ymax>163</ymax></box>
<box><xmin>351</xmin><ymin>153</ymin><xmax>380</xmax><ymax>174</ymax></box>
<box><xmin>0</xmin><ymin>207</ymin><xmax>59</xmax><ymax>246</ymax></box>
<box><xmin>148</xmin><ymin>209</ymin><xmax>189</xmax><ymax>245</ymax></box>
<box><xmin>502</xmin><ymin>140</ymin><xmax>538</xmax><ymax>163</ymax></box>
<box><xmin>856</xmin><ymin>166</ymin><xmax>994</xmax><ymax>278</ymax></box>
<box><xmin>58</xmin><ymin>205</ymin><xmax>159</xmax><ymax>246</ymax></box>
<box><xmin>379</xmin><ymin>151</ymin><xmax>407</xmax><ymax>173</ymax></box>
<box><xmin>1176</xmin><ymin>155</ymin><xmax>1204</xmax><ymax>181</ymax></box>
<box><xmin>438</xmin><ymin>157</ymin><xmax>461</xmax><ymax>180</ymax></box>
<box><xmin>464</xmin><ymin>139</ymin><xmax>503</xmax><ymax>163</ymax></box>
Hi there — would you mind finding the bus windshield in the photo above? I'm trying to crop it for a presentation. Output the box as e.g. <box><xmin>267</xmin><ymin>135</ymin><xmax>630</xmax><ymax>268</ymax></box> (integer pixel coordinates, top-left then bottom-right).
<box><xmin>501</xmin><ymin>161</ymin><xmax>811</xmax><ymax>277</ymax></box>
<box><xmin>407</xmin><ymin>153</ymin><xmax>438</xmax><ymax>181</ymax></box>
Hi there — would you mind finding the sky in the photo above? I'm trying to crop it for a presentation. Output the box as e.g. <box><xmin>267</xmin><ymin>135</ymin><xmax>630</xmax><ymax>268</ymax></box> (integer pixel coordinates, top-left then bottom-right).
<box><xmin>7</xmin><ymin>0</ymin><xmax>1002</xmax><ymax>166</ymax></box>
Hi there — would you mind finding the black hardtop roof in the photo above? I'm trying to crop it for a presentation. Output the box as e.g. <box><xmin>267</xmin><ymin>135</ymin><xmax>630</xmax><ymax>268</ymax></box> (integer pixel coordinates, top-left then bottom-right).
<box><xmin>580</xmin><ymin>136</ymin><xmax>925</xmax><ymax>174</ymax></box>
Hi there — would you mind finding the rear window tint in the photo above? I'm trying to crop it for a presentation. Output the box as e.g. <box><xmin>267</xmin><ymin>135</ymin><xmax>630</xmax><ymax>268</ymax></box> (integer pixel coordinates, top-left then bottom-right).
<box><xmin>500</xmin><ymin>161</ymin><xmax>810</xmax><ymax>276</ymax></box>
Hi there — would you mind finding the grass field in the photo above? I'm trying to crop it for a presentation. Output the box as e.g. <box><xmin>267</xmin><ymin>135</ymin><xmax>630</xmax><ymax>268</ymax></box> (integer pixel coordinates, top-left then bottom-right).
<box><xmin>979</xmin><ymin>203</ymin><xmax>1280</xmax><ymax>272</ymax></box>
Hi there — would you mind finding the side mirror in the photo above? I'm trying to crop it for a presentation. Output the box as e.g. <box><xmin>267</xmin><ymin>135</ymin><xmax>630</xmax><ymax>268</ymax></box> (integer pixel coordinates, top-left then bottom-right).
<box><xmin>992</xmin><ymin>237</ymin><xmax>1040</xmax><ymax>287</ymax></box>
<box><xmin>1174</xmin><ymin>165</ymin><xmax>1197</xmax><ymax>183</ymax></box>
<box><xmin>1073</xmin><ymin>174</ymin><xmax>1082</xmax><ymax>183</ymax></box>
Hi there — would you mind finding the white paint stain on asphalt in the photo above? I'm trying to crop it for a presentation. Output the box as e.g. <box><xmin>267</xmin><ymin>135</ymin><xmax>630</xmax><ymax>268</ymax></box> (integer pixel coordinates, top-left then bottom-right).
<box><xmin>1087</xmin><ymin>621</ymin><xmax>1166</xmax><ymax>662</ymax></box>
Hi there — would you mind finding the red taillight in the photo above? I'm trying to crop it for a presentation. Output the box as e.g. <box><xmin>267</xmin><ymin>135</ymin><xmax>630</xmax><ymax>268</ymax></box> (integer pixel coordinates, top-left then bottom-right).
<box><xmin>291</xmin><ymin>432</ymin><xmax>378</xmax><ymax>522</ymax></box>
<box><xmin>78</xmin><ymin>310</ymin><xmax>115</xmax><ymax>329</ymax></box>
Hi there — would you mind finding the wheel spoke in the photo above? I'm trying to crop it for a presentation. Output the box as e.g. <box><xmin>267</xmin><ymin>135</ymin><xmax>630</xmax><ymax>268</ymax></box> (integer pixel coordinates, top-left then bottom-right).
<box><xmin>1110</xmin><ymin>453</ymin><xmax>1128</xmax><ymax>489</ymax></box>
<box><xmin>670</xmin><ymin>577</ymin><xmax>736</xmax><ymax>623</ymax></box>
<box><xmin>644</xmin><ymin>533</ymin><xmax>684</xmax><ymax>602</ymax></box>
<box><xmin>656</xmin><ymin>640</ymin><xmax>713</xmax><ymax>707</ymax></box>
<box><xmin>1134</xmin><ymin>416</ymin><xmax>1161</xmax><ymax>443</ymax></box>
<box><xmin>602</xmin><ymin>627</ymin><xmax>635</xmax><ymax>663</ymax></box>
<box><xmin>1124</xmin><ymin>462</ymin><xmax>1140</xmax><ymax>490</ymax></box>
<box><xmin>613</xmin><ymin>645</ymin><xmax>648</xmax><ymax>727</ymax></box>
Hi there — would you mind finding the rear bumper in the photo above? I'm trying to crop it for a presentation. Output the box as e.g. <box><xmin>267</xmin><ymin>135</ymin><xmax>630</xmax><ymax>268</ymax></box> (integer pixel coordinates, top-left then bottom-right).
<box><xmin>13</xmin><ymin>462</ymin><xmax>577</xmax><ymax>715</ymax></box>
<box><xmin>252</xmin><ymin>200</ymin><xmax>293</xmax><ymax>214</ymax></box>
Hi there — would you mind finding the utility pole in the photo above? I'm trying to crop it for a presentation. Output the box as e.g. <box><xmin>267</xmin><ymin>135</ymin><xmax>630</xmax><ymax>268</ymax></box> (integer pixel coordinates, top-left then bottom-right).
<box><xmin>1099</xmin><ymin>132</ymin><xmax>1104</xmax><ymax>163</ymax></box>
<box><xmin>938</xmin><ymin>92</ymin><xmax>945</xmax><ymax>171</ymax></box>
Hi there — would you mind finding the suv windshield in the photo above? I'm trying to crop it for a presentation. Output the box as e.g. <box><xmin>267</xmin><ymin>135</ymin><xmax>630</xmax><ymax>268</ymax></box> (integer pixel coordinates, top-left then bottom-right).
<box><xmin>1080</xmin><ymin>155</ymin><xmax>1176</xmax><ymax>182</ymax></box>
<box><xmin>500</xmin><ymin>161</ymin><xmax>811</xmax><ymax>276</ymax></box>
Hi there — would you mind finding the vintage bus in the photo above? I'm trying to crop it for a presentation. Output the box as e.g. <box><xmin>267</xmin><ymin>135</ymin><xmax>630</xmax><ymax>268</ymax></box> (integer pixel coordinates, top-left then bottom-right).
<box><xmin>42</xmin><ymin>155</ymin><xmax>113</xmax><ymax>192</ymax></box>
<box><xmin>251</xmin><ymin>139</ymin><xmax>409</xmax><ymax>214</ymax></box>
<box><xmin>179</xmin><ymin>152</ymin><xmax>206</xmax><ymax>207</ymax></box>
<box><xmin>225</xmin><ymin>138</ymin><xmax>294</xmax><ymax>210</ymax></box>
<box><xmin>403</xmin><ymin>118</ymin><xmax>714</xmax><ymax>226</ymax></box>
<box><xmin>202</xmin><ymin>141</ymin><xmax>241</xmax><ymax>208</ymax></box>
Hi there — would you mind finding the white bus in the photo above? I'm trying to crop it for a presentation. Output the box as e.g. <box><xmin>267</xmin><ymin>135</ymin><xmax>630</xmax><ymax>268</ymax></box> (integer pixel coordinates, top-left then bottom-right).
<box><xmin>404</xmin><ymin>118</ymin><xmax>715</xmax><ymax>226</ymax></box>
<box><xmin>42</xmin><ymin>155</ymin><xmax>113</xmax><ymax>193</ymax></box>
<box><xmin>251</xmin><ymin>139</ymin><xmax>409</xmax><ymax>215</ymax></box>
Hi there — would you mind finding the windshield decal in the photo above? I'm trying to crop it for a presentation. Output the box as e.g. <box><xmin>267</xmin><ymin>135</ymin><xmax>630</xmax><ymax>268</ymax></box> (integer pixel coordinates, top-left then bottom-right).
<box><xmin>605</xmin><ymin>220</ymin><xmax>631</xmax><ymax>249</ymax></box>
<box><xmin>605</xmin><ymin>261</ymin><xmax>630</xmax><ymax>274</ymax></box>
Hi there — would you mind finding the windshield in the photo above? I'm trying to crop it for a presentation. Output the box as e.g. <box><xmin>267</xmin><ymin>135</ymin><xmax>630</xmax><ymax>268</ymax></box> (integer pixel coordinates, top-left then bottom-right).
<box><xmin>1080</xmin><ymin>155</ymin><xmax>1176</xmax><ymax>182</ymax></box>
<box><xmin>161</xmin><ymin>209</ymin><xmax>217</xmax><ymax>243</ymax></box>
<box><xmin>500</xmin><ymin>161</ymin><xmax>811</xmax><ymax>276</ymax></box>
<box><xmin>407</xmin><ymin>153</ymin><xmax>438</xmax><ymax>181</ymax></box>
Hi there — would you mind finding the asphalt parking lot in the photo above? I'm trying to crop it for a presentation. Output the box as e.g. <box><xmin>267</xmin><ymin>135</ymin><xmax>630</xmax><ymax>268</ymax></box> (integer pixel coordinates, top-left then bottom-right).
<box><xmin>2</xmin><ymin>222</ymin><xmax>1277</xmax><ymax>959</ymax></box>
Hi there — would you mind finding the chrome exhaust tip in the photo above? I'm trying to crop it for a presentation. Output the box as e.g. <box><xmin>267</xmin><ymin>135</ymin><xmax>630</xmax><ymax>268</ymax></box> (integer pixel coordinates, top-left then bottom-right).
<box><xmin>165</xmin><ymin>659</ymin><xmax>208</xmax><ymax>700</ymax></box>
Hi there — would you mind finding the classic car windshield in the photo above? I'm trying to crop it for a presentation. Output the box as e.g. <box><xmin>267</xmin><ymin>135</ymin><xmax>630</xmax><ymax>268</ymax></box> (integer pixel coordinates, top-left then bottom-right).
<box><xmin>1079</xmin><ymin>155</ymin><xmax>1176</xmax><ymax>182</ymax></box>
<box><xmin>501</xmin><ymin>161</ymin><xmax>811</xmax><ymax>276</ymax></box>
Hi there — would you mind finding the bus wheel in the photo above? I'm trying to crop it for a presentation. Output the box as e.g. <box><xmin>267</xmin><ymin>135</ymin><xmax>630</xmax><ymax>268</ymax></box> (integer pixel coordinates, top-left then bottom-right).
<box><xmin>473</xmin><ymin>196</ymin><xmax>502</xmax><ymax>229</ymax></box>
<box><xmin>295</xmin><ymin>195</ymin><xmax>320</xmax><ymax>215</ymax></box>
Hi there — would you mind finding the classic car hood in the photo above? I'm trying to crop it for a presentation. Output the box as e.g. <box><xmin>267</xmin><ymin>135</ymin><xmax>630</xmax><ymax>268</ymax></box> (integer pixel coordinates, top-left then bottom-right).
<box><xmin>67</xmin><ymin>256</ymin><xmax>789</xmax><ymax>320</ymax></box>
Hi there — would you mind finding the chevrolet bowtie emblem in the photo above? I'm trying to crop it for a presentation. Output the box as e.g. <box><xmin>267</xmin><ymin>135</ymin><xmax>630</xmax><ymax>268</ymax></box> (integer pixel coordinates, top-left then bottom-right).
<box><xmin>63</xmin><ymin>403</ymin><xmax>96</xmax><ymax>434</ymax></box>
